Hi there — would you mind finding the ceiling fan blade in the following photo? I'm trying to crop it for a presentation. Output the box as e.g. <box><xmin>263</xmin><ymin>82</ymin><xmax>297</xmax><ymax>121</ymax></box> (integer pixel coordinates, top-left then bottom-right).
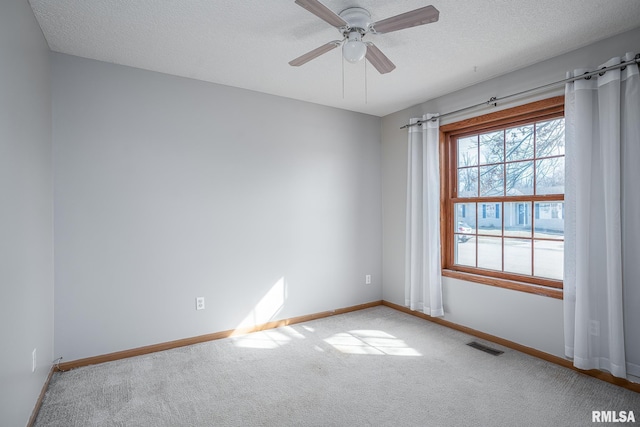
<box><xmin>365</xmin><ymin>43</ymin><xmax>396</xmax><ymax>74</ymax></box>
<box><xmin>294</xmin><ymin>0</ymin><xmax>348</xmax><ymax>28</ymax></box>
<box><xmin>289</xmin><ymin>41</ymin><xmax>340</xmax><ymax>67</ymax></box>
<box><xmin>372</xmin><ymin>5</ymin><xmax>439</xmax><ymax>34</ymax></box>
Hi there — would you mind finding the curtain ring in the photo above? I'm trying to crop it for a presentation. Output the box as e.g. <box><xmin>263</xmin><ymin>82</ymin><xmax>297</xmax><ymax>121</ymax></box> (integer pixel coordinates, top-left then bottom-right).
<box><xmin>583</xmin><ymin>71</ymin><xmax>592</xmax><ymax>80</ymax></box>
<box><xmin>598</xmin><ymin>67</ymin><xmax>607</xmax><ymax>77</ymax></box>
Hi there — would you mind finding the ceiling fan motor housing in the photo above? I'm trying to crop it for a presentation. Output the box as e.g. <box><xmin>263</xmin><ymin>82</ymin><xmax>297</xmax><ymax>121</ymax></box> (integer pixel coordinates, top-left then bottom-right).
<box><xmin>338</xmin><ymin>7</ymin><xmax>372</xmax><ymax>36</ymax></box>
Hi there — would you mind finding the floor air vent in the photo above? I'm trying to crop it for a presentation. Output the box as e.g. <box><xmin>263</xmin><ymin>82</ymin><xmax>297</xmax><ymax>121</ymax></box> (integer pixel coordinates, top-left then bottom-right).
<box><xmin>467</xmin><ymin>341</ymin><xmax>504</xmax><ymax>356</ymax></box>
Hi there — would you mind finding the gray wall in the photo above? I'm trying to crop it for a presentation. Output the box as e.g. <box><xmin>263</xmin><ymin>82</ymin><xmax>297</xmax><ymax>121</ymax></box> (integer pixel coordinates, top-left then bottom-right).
<box><xmin>0</xmin><ymin>1</ymin><xmax>54</xmax><ymax>426</ymax></box>
<box><xmin>52</xmin><ymin>53</ymin><xmax>382</xmax><ymax>362</ymax></box>
<box><xmin>381</xmin><ymin>27</ymin><xmax>640</xmax><ymax>358</ymax></box>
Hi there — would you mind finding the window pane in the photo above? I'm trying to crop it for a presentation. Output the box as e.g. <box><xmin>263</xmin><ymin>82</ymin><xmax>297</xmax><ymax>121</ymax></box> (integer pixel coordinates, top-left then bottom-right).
<box><xmin>504</xmin><ymin>238</ymin><xmax>532</xmax><ymax>275</ymax></box>
<box><xmin>458</xmin><ymin>136</ymin><xmax>478</xmax><ymax>167</ymax></box>
<box><xmin>504</xmin><ymin>202</ymin><xmax>532</xmax><ymax>237</ymax></box>
<box><xmin>536</xmin><ymin>157</ymin><xmax>564</xmax><ymax>195</ymax></box>
<box><xmin>506</xmin><ymin>161</ymin><xmax>534</xmax><ymax>196</ymax></box>
<box><xmin>479</xmin><ymin>164</ymin><xmax>504</xmax><ymax>196</ymax></box>
<box><xmin>447</xmin><ymin>100</ymin><xmax>565</xmax><ymax>290</ymax></box>
<box><xmin>479</xmin><ymin>131</ymin><xmax>503</xmax><ymax>165</ymax></box>
<box><xmin>534</xmin><ymin>202</ymin><xmax>564</xmax><ymax>239</ymax></box>
<box><xmin>458</xmin><ymin>167</ymin><xmax>478</xmax><ymax>197</ymax></box>
<box><xmin>506</xmin><ymin>125</ymin><xmax>534</xmax><ymax>161</ymax></box>
<box><xmin>534</xmin><ymin>240</ymin><xmax>564</xmax><ymax>280</ymax></box>
<box><xmin>477</xmin><ymin>236</ymin><xmax>502</xmax><ymax>271</ymax></box>
<box><xmin>455</xmin><ymin>203</ymin><xmax>476</xmax><ymax>236</ymax></box>
<box><xmin>477</xmin><ymin>203</ymin><xmax>502</xmax><ymax>236</ymax></box>
<box><xmin>454</xmin><ymin>237</ymin><xmax>476</xmax><ymax>267</ymax></box>
<box><xmin>536</xmin><ymin>119</ymin><xmax>565</xmax><ymax>158</ymax></box>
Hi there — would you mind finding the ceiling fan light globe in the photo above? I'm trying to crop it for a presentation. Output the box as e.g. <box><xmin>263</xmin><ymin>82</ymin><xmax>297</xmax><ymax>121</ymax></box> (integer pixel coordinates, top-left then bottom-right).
<box><xmin>343</xmin><ymin>40</ymin><xmax>367</xmax><ymax>63</ymax></box>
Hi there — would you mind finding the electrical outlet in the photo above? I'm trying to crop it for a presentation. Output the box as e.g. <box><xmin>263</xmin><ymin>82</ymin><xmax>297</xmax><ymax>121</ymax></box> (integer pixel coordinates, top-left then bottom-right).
<box><xmin>365</xmin><ymin>274</ymin><xmax>372</xmax><ymax>285</ymax></box>
<box><xmin>32</xmin><ymin>348</ymin><xmax>36</xmax><ymax>373</ymax></box>
<box><xmin>196</xmin><ymin>297</ymin><xmax>205</xmax><ymax>310</ymax></box>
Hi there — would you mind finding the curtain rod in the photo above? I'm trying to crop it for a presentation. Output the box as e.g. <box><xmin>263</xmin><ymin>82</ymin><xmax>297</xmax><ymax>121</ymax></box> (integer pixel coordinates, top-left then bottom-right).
<box><xmin>400</xmin><ymin>53</ymin><xmax>640</xmax><ymax>129</ymax></box>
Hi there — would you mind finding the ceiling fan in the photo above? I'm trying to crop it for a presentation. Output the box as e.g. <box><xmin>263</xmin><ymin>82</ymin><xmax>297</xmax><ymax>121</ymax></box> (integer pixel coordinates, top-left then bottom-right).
<box><xmin>289</xmin><ymin>0</ymin><xmax>440</xmax><ymax>74</ymax></box>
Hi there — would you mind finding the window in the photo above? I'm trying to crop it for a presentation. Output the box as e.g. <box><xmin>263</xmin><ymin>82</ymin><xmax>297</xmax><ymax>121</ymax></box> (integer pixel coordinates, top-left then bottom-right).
<box><xmin>441</xmin><ymin>97</ymin><xmax>564</xmax><ymax>298</ymax></box>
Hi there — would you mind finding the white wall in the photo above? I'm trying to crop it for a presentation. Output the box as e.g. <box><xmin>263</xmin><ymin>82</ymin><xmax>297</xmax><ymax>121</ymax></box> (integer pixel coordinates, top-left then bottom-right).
<box><xmin>52</xmin><ymin>53</ymin><xmax>382</xmax><ymax>362</ymax></box>
<box><xmin>381</xmin><ymin>27</ymin><xmax>640</xmax><ymax>358</ymax></box>
<box><xmin>0</xmin><ymin>2</ymin><xmax>54</xmax><ymax>426</ymax></box>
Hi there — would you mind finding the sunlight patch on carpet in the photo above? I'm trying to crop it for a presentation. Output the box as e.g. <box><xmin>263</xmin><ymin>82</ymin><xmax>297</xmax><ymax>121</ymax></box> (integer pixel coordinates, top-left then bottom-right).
<box><xmin>324</xmin><ymin>330</ymin><xmax>422</xmax><ymax>356</ymax></box>
<box><xmin>232</xmin><ymin>330</ymin><xmax>292</xmax><ymax>349</ymax></box>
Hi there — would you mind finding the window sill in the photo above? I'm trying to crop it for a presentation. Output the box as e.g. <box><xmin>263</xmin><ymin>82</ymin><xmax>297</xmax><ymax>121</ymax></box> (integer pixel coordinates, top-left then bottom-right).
<box><xmin>441</xmin><ymin>269</ymin><xmax>563</xmax><ymax>299</ymax></box>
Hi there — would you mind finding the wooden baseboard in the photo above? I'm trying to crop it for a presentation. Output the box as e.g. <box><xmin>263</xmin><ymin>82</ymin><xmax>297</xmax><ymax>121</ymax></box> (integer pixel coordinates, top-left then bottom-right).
<box><xmin>27</xmin><ymin>366</ymin><xmax>55</xmax><ymax>427</ymax></box>
<box><xmin>382</xmin><ymin>300</ymin><xmax>640</xmax><ymax>394</ymax></box>
<box><xmin>57</xmin><ymin>300</ymin><xmax>383</xmax><ymax>371</ymax></box>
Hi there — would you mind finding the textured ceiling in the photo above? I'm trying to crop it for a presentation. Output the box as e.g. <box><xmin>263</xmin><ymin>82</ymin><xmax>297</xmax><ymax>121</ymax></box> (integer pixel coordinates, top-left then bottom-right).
<box><xmin>29</xmin><ymin>0</ymin><xmax>640</xmax><ymax>117</ymax></box>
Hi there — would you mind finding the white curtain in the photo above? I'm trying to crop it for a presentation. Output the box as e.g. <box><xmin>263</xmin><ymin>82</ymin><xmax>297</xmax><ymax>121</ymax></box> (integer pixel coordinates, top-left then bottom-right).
<box><xmin>564</xmin><ymin>53</ymin><xmax>640</xmax><ymax>379</ymax></box>
<box><xmin>405</xmin><ymin>114</ymin><xmax>444</xmax><ymax>317</ymax></box>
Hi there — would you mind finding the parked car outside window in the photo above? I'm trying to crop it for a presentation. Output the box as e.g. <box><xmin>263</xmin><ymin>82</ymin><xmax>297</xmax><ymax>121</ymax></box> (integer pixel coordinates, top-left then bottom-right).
<box><xmin>458</xmin><ymin>221</ymin><xmax>472</xmax><ymax>242</ymax></box>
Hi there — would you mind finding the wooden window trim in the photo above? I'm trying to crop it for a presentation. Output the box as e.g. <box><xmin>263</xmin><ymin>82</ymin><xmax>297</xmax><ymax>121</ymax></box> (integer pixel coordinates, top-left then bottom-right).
<box><xmin>440</xmin><ymin>96</ymin><xmax>565</xmax><ymax>299</ymax></box>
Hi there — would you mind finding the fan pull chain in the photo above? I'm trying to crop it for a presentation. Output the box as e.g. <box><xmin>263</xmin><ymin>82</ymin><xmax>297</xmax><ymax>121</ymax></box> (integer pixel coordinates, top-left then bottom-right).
<box><xmin>364</xmin><ymin>59</ymin><xmax>368</xmax><ymax>104</ymax></box>
<box><xmin>342</xmin><ymin>56</ymin><xmax>345</xmax><ymax>99</ymax></box>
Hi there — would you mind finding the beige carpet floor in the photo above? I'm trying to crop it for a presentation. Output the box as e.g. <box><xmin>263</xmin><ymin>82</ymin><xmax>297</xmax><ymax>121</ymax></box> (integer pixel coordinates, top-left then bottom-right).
<box><xmin>35</xmin><ymin>306</ymin><xmax>640</xmax><ymax>426</ymax></box>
